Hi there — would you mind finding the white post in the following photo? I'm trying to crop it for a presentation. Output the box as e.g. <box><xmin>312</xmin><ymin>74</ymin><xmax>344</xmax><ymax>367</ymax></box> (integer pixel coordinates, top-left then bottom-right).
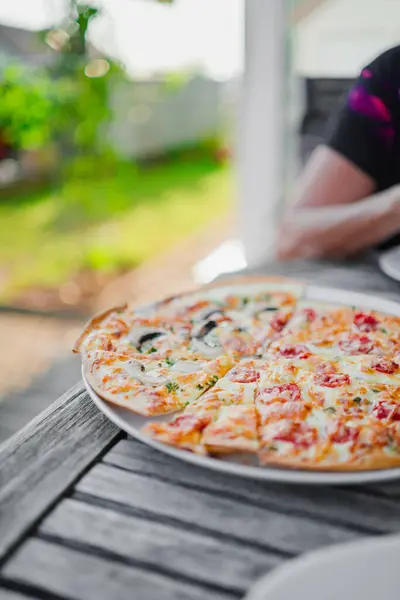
<box><xmin>236</xmin><ymin>0</ymin><xmax>287</xmax><ymax>268</ymax></box>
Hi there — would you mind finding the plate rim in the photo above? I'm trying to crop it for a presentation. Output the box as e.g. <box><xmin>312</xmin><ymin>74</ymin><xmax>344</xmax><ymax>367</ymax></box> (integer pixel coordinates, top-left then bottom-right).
<box><xmin>83</xmin><ymin>283</ymin><xmax>400</xmax><ymax>486</ymax></box>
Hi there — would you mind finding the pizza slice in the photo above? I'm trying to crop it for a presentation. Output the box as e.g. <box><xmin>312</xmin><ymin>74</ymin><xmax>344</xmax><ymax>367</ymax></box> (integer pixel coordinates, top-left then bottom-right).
<box><xmin>201</xmin><ymin>404</ymin><xmax>259</xmax><ymax>454</ymax></box>
<box><xmin>255</xmin><ymin>378</ymin><xmax>324</xmax><ymax>467</ymax></box>
<box><xmin>83</xmin><ymin>349</ymin><xmax>233</xmax><ymax>416</ymax></box>
<box><xmin>143</xmin><ymin>360</ymin><xmax>263</xmax><ymax>453</ymax></box>
<box><xmin>140</xmin><ymin>413</ymin><xmax>211</xmax><ymax>454</ymax></box>
<box><xmin>199</xmin><ymin>361</ymin><xmax>263</xmax><ymax>454</ymax></box>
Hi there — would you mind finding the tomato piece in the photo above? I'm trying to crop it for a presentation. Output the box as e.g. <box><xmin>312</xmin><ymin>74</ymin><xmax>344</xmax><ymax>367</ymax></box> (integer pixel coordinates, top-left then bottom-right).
<box><xmin>168</xmin><ymin>414</ymin><xmax>209</xmax><ymax>431</ymax></box>
<box><xmin>220</xmin><ymin>332</ymin><xmax>260</xmax><ymax>357</ymax></box>
<box><xmin>338</xmin><ymin>334</ymin><xmax>374</xmax><ymax>355</ymax></box>
<box><xmin>371</xmin><ymin>357</ymin><xmax>399</xmax><ymax>375</ymax></box>
<box><xmin>330</xmin><ymin>423</ymin><xmax>359</xmax><ymax>444</ymax></box>
<box><xmin>259</xmin><ymin>401</ymin><xmax>307</xmax><ymax>421</ymax></box>
<box><xmin>270</xmin><ymin>314</ymin><xmax>289</xmax><ymax>333</ymax></box>
<box><xmin>278</xmin><ymin>344</ymin><xmax>311</xmax><ymax>359</ymax></box>
<box><xmin>301</xmin><ymin>307</ymin><xmax>316</xmax><ymax>322</ymax></box>
<box><xmin>314</xmin><ymin>372</ymin><xmax>351</xmax><ymax>387</ymax></box>
<box><xmin>260</xmin><ymin>383</ymin><xmax>302</xmax><ymax>403</ymax></box>
<box><xmin>353</xmin><ymin>312</ymin><xmax>379</xmax><ymax>332</ymax></box>
<box><xmin>273</xmin><ymin>421</ymin><xmax>318</xmax><ymax>449</ymax></box>
<box><xmin>373</xmin><ymin>401</ymin><xmax>400</xmax><ymax>422</ymax></box>
<box><xmin>315</xmin><ymin>360</ymin><xmax>337</xmax><ymax>374</ymax></box>
<box><xmin>227</xmin><ymin>367</ymin><xmax>260</xmax><ymax>384</ymax></box>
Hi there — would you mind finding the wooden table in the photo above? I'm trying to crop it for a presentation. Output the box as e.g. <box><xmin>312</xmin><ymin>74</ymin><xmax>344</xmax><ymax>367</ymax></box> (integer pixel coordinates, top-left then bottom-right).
<box><xmin>2</xmin><ymin>258</ymin><xmax>400</xmax><ymax>600</ymax></box>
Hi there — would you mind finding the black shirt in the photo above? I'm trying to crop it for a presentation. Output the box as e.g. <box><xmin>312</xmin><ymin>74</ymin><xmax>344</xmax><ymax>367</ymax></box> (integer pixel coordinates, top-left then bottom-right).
<box><xmin>327</xmin><ymin>46</ymin><xmax>400</xmax><ymax>249</ymax></box>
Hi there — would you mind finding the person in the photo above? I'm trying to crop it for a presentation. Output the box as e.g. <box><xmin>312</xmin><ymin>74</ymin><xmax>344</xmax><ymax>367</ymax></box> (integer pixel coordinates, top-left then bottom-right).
<box><xmin>277</xmin><ymin>45</ymin><xmax>400</xmax><ymax>260</ymax></box>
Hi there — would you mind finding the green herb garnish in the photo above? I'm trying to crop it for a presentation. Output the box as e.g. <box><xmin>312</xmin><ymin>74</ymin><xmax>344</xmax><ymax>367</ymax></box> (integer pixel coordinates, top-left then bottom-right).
<box><xmin>196</xmin><ymin>384</ymin><xmax>204</xmax><ymax>391</ymax></box>
<box><xmin>380</xmin><ymin>327</ymin><xmax>388</xmax><ymax>334</ymax></box>
<box><xmin>242</xmin><ymin>297</ymin><xmax>250</xmax><ymax>306</ymax></box>
<box><xmin>372</xmin><ymin>389</ymin><xmax>380</xmax><ymax>393</ymax></box>
<box><xmin>324</xmin><ymin>407</ymin><xmax>336</xmax><ymax>414</ymax></box>
<box><xmin>166</xmin><ymin>382</ymin><xmax>179</xmax><ymax>393</ymax></box>
<box><xmin>267</xmin><ymin>445</ymin><xmax>278</xmax><ymax>452</ymax></box>
<box><xmin>165</xmin><ymin>356</ymin><xmax>175</xmax><ymax>367</ymax></box>
<box><xmin>147</xmin><ymin>347</ymin><xmax>157</xmax><ymax>354</ymax></box>
<box><xmin>207</xmin><ymin>375</ymin><xmax>219</xmax><ymax>387</ymax></box>
<box><xmin>353</xmin><ymin>396</ymin><xmax>362</xmax><ymax>405</ymax></box>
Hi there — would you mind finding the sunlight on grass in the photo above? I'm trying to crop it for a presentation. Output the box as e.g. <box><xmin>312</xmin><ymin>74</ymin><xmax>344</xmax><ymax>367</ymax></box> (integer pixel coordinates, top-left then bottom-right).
<box><xmin>0</xmin><ymin>157</ymin><xmax>232</xmax><ymax>299</ymax></box>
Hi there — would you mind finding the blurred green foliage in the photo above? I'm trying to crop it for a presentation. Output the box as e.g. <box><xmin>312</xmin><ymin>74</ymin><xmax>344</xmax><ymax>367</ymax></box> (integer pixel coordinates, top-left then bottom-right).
<box><xmin>0</xmin><ymin>2</ymin><xmax>118</xmax><ymax>156</ymax></box>
<box><xmin>0</xmin><ymin>64</ymin><xmax>59</xmax><ymax>151</ymax></box>
<box><xmin>0</xmin><ymin>0</ymin><xmax>232</xmax><ymax>303</ymax></box>
<box><xmin>0</xmin><ymin>155</ymin><xmax>231</xmax><ymax>298</ymax></box>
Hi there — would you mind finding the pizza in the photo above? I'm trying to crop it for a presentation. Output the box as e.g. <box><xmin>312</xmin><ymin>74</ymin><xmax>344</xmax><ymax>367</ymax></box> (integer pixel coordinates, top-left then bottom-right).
<box><xmin>74</xmin><ymin>275</ymin><xmax>400</xmax><ymax>471</ymax></box>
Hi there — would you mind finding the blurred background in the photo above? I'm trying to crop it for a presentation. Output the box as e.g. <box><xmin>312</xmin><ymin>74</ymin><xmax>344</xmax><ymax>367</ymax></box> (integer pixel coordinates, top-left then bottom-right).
<box><xmin>0</xmin><ymin>0</ymin><xmax>398</xmax><ymax>441</ymax></box>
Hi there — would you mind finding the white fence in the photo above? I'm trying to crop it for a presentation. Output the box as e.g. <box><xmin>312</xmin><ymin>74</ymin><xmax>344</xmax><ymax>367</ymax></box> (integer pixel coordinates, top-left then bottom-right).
<box><xmin>108</xmin><ymin>75</ymin><xmax>222</xmax><ymax>159</ymax></box>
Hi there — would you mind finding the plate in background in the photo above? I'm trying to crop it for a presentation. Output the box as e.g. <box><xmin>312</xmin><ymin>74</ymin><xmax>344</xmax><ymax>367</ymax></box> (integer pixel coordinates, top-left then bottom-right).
<box><xmin>379</xmin><ymin>246</ymin><xmax>400</xmax><ymax>281</ymax></box>
<box><xmin>245</xmin><ymin>535</ymin><xmax>400</xmax><ymax>600</ymax></box>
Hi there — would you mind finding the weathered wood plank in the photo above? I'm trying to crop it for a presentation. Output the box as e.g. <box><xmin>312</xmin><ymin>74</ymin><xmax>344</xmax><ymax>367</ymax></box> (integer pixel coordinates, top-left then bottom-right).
<box><xmin>40</xmin><ymin>497</ymin><xmax>279</xmax><ymax>595</ymax></box>
<box><xmin>104</xmin><ymin>439</ymin><xmax>400</xmax><ymax>533</ymax></box>
<box><xmin>0</xmin><ymin>384</ymin><xmax>121</xmax><ymax>562</ymax></box>
<box><xmin>2</xmin><ymin>539</ymin><xmax>234</xmax><ymax>600</ymax></box>
<box><xmin>76</xmin><ymin>463</ymin><xmax>362</xmax><ymax>555</ymax></box>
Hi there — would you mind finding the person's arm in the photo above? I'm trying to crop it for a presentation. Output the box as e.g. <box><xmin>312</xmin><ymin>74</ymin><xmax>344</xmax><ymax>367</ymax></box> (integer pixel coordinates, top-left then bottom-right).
<box><xmin>277</xmin><ymin>46</ymin><xmax>400</xmax><ymax>260</ymax></box>
<box><xmin>276</xmin><ymin>146</ymin><xmax>400</xmax><ymax>260</ymax></box>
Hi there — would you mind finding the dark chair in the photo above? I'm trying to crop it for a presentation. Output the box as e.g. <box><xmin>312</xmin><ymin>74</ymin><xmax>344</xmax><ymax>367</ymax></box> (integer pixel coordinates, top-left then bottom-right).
<box><xmin>299</xmin><ymin>77</ymin><xmax>354</xmax><ymax>166</ymax></box>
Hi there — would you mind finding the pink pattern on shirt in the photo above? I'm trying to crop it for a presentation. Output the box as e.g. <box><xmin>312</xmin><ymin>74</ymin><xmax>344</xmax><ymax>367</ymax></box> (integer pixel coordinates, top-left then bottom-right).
<box><xmin>348</xmin><ymin>86</ymin><xmax>391</xmax><ymax>122</ymax></box>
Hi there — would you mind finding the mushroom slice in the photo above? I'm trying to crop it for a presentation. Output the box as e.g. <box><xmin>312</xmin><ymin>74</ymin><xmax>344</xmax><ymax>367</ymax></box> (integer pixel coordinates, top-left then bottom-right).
<box><xmin>191</xmin><ymin>338</ymin><xmax>222</xmax><ymax>358</ymax></box>
<box><xmin>194</xmin><ymin>320</ymin><xmax>219</xmax><ymax>341</ymax></box>
<box><xmin>129</xmin><ymin>327</ymin><xmax>167</xmax><ymax>352</ymax></box>
<box><xmin>121</xmin><ymin>359</ymin><xmax>169</xmax><ymax>386</ymax></box>
<box><xmin>198</xmin><ymin>307</ymin><xmax>226</xmax><ymax>322</ymax></box>
<box><xmin>191</xmin><ymin>319</ymin><xmax>223</xmax><ymax>358</ymax></box>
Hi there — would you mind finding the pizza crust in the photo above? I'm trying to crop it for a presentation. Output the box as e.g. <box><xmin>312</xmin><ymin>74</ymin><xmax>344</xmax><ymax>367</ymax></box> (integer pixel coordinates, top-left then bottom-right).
<box><xmin>260</xmin><ymin>450</ymin><xmax>400</xmax><ymax>471</ymax></box>
<box><xmin>205</xmin><ymin>440</ymin><xmax>259</xmax><ymax>454</ymax></box>
<box><xmin>73</xmin><ymin>304</ymin><xmax>128</xmax><ymax>354</ymax></box>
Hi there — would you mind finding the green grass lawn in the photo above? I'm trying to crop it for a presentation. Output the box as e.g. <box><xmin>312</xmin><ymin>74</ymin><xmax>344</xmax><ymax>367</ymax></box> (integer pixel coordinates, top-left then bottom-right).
<box><xmin>0</xmin><ymin>154</ymin><xmax>232</xmax><ymax>300</ymax></box>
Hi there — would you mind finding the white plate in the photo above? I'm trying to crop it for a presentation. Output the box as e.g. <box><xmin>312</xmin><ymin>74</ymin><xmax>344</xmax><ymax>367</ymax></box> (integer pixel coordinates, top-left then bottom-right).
<box><xmin>379</xmin><ymin>246</ymin><xmax>400</xmax><ymax>282</ymax></box>
<box><xmin>84</xmin><ymin>285</ymin><xmax>400</xmax><ymax>486</ymax></box>
<box><xmin>245</xmin><ymin>534</ymin><xmax>400</xmax><ymax>600</ymax></box>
